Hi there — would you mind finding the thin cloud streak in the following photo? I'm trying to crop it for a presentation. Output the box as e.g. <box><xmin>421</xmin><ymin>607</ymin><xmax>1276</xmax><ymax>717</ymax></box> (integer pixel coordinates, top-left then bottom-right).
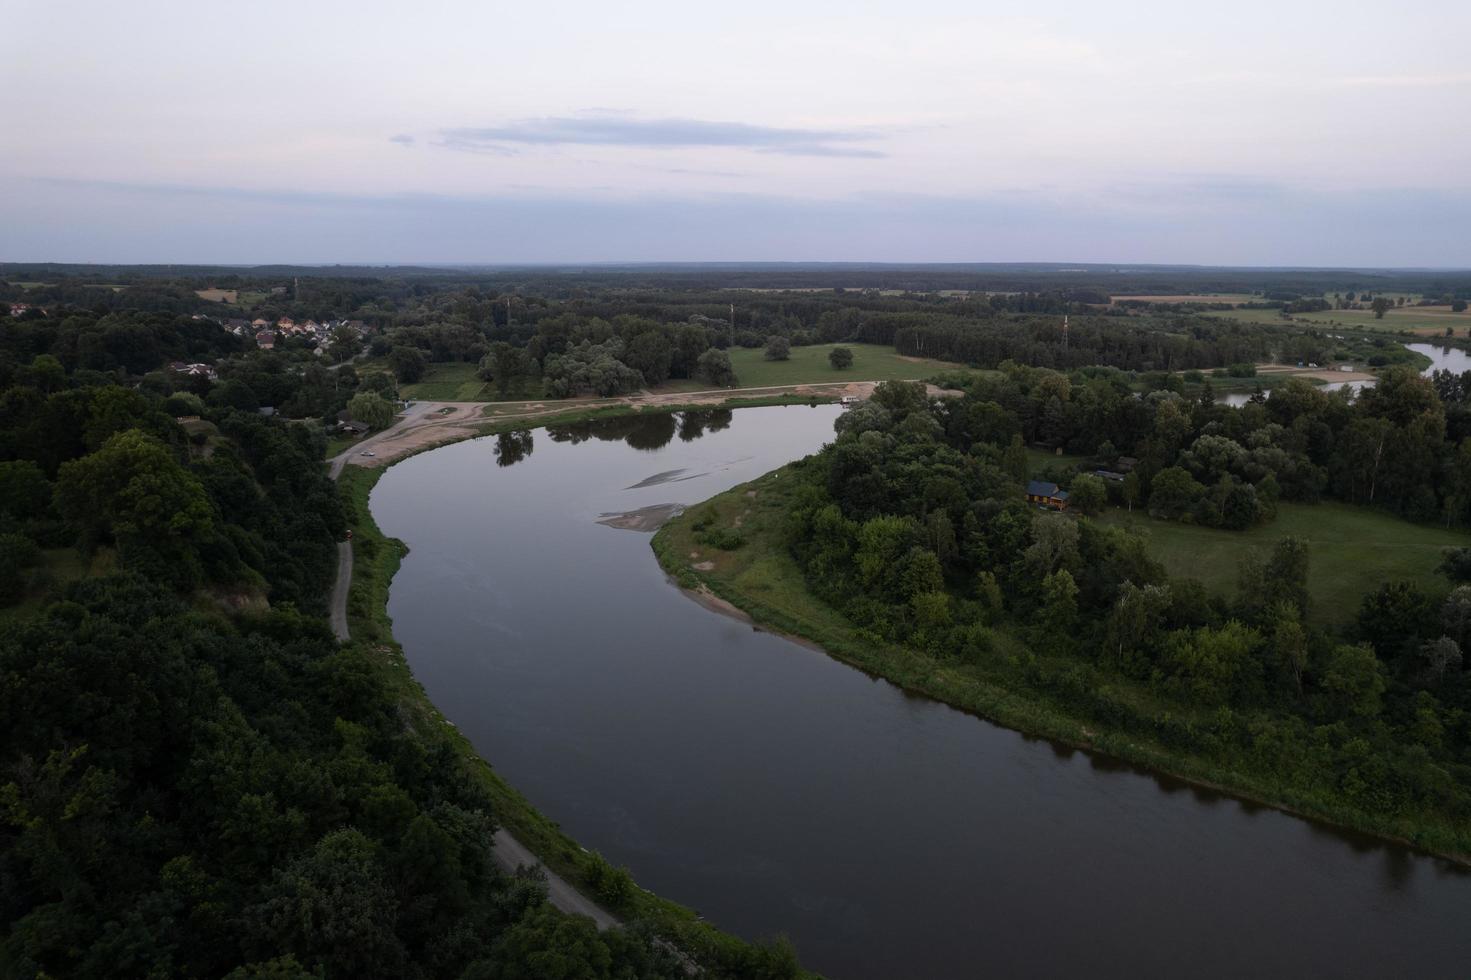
<box><xmin>436</xmin><ymin>115</ymin><xmax>886</xmax><ymax>158</ymax></box>
<box><xmin>7</xmin><ymin>176</ymin><xmax>1471</xmax><ymax>267</ymax></box>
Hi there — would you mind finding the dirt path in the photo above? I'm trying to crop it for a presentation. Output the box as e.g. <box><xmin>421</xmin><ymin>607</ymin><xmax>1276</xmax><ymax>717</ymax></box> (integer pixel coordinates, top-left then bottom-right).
<box><xmin>323</xmin><ymin>407</ymin><xmax>623</xmax><ymax>930</ymax></box>
<box><xmin>489</xmin><ymin>830</ymin><xmax>620</xmax><ymax>930</ymax></box>
<box><xmin>338</xmin><ymin>379</ymin><xmax>906</xmax><ymax>472</ymax></box>
<box><xmin>1254</xmin><ymin>363</ymin><xmax>1377</xmax><ymax>383</ymax></box>
<box><xmin>329</xmin><ymin>540</ymin><xmax>351</xmax><ymax>641</ymax></box>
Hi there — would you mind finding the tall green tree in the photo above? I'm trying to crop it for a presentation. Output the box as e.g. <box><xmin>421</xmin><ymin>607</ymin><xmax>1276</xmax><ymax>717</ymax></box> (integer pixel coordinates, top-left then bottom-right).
<box><xmin>54</xmin><ymin>430</ymin><xmax>218</xmax><ymax>588</ymax></box>
<box><xmin>348</xmin><ymin>391</ymin><xmax>395</xmax><ymax>431</ymax></box>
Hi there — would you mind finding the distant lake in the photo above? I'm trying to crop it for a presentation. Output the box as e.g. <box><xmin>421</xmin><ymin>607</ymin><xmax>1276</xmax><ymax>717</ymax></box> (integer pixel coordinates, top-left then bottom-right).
<box><xmin>372</xmin><ymin>405</ymin><xmax>1471</xmax><ymax>980</ymax></box>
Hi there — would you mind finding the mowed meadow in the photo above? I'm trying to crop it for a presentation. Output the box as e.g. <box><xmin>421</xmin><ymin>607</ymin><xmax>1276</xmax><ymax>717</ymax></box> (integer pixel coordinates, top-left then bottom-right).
<box><xmin>1100</xmin><ymin>502</ymin><xmax>1467</xmax><ymax>626</ymax></box>
<box><xmin>714</xmin><ymin>343</ymin><xmax>964</xmax><ymax>388</ymax></box>
<box><xmin>387</xmin><ymin>342</ymin><xmax>968</xmax><ymax>402</ymax></box>
<box><xmin>1206</xmin><ymin>305</ymin><xmax>1471</xmax><ymax>336</ymax></box>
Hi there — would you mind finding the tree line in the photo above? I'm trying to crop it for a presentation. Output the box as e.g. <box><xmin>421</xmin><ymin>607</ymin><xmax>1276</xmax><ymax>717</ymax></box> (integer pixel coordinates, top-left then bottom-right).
<box><xmin>0</xmin><ymin>373</ymin><xmax>804</xmax><ymax>976</ymax></box>
<box><xmin>768</xmin><ymin>380</ymin><xmax>1471</xmax><ymax>849</ymax></box>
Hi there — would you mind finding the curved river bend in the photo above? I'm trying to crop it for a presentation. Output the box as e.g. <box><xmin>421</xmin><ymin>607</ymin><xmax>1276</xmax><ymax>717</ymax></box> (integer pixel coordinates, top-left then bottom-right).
<box><xmin>372</xmin><ymin>405</ymin><xmax>1470</xmax><ymax>980</ymax></box>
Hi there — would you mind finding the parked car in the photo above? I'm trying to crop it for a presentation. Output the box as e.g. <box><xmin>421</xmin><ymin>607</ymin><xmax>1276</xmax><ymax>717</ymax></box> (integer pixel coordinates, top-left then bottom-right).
<box><xmin>359</xmin><ymin>450</ymin><xmax>376</xmax><ymax>457</ymax></box>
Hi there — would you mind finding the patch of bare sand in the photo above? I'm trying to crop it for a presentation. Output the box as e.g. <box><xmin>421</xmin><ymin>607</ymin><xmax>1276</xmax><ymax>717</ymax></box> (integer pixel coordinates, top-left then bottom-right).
<box><xmin>681</xmin><ymin>584</ymin><xmax>752</xmax><ymax>623</ymax></box>
<box><xmin>596</xmin><ymin>503</ymin><xmax>684</xmax><ymax>532</ymax></box>
<box><xmin>675</xmin><ymin>583</ymin><xmax>830</xmax><ymax>654</ymax></box>
<box><xmin>351</xmin><ymin>425</ymin><xmax>479</xmax><ymax>466</ymax></box>
<box><xmin>1254</xmin><ymin>364</ymin><xmax>1376</xmax><ymax>383</ymax></box>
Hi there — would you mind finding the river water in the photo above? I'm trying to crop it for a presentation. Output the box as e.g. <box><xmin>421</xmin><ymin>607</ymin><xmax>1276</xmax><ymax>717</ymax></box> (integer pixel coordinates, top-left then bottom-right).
<box><xmin>372</xmin><ymin>405</ymin><xmax>1471</xmax><ymax>979</ymax></box>
<box><xmin>1218</xmin><ymin>342</ymin><xmax>1470</xmax><ymax>407</ymax></box>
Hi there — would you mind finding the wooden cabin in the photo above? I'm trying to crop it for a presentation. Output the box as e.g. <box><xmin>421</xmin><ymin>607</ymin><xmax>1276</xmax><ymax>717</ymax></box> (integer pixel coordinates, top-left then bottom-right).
<box><xmin>1026</xmin><ymin>480</ymin><xmax>1070</xmax><ymax>511</ymax></box>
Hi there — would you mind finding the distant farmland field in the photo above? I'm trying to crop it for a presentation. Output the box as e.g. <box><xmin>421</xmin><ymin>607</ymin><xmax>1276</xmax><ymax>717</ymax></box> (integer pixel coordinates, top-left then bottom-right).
<box><xmin>1206</xmin><ymin>305</ymin><xmax>1470</xmax><ymax>335</ymax></box>
<box><xmin>1111</xmin><ymin>293</ymin><xmax>1258</xmax><ymax>305</ymax></box>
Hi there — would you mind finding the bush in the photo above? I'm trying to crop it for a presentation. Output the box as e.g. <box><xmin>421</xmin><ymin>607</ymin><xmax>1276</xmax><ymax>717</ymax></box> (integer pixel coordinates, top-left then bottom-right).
<box><xmin>829</xmin><ymin>346</ymin><xmax>854</xmax><ymax>370</ymax></box>
<box><xmin>697</xmin><ymin>526</ymin><xmax>746</xmax><ymax>550</ymax></box>
<box><xmin>0</xmin><ymin>532</ymin><xmax>41</xmax><ymax>605</ymax></box>
<box><xmin>696</xmin><ymin>349</ymin><xmax>738</xmax><ymax>387</ymax></box>
<box><xmin>764</xmin><ymin>336</ymin><xmax>791</xmax><ymax>361</ymax></box>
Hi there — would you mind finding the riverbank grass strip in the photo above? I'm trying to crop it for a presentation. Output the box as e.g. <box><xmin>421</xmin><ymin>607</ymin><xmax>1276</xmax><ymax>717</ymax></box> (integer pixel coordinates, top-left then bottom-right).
<box><xmin>653</xmin><ymin>467</ymin><xmax>1471</xmax><ymax>862</ymax></box>
<box><xmin>338</xmin><ymin>420</ymin><xmax>820</xmax><ymax>975</ymax></box>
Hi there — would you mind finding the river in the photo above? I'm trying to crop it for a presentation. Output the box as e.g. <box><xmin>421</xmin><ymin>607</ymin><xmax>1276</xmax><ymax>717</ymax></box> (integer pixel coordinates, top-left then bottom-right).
<box><xmin>1218</xmin><ymin>342</ymin><xmax>1470</xmax><ymax>407</ymax></box>
<box><xmin>371</xmin><ymin>405</ymin><xmax>1471</xmax><ymax>979</ymax></box>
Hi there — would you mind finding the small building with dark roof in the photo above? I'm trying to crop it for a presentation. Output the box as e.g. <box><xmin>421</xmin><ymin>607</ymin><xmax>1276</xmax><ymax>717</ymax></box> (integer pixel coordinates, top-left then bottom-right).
<box><xmin>1026</xmin><ymin>480</ymin><xmax>1070</xmax><ymax>511</ymax></box>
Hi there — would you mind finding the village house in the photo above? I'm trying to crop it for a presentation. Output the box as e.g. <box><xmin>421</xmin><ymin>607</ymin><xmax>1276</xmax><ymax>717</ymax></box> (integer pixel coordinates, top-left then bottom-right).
<box><xmin>9</xmin><ymin>303</ymin><xmax>31</xmax><ymax>317</ymax></box>
<box><xmin>168</xmin><ymin>361</ymin><xmax>218</xmax><ymax>380</ymax></box>
<box><xmin>334</xmin><ymin>410</ymin><xmax>370</xmax><ymax>435</ymax></box>
<box><xmin>255</xmin><ymin>330</ymin><xmax>276</xmax><ymax>350</ymax></box>
<box><xmin>1026</xmin><ymin>480</ymin><xmax>1070</xmax><ymax>511</ymax></box>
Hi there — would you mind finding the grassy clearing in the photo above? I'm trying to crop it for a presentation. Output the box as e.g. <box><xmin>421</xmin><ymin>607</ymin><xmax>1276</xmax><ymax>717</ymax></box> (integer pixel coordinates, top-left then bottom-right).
<box><xmin>324</xmin><ymin>432</ymin><xmax>364</xmax><ymax>459</ymax></box>
<box><xmin>235</xmin><ymin>289</ymin><xmax>272</xmax><ymax>308</ymax></box>
<box><xmin>360</xmin><ymin>360</ymin><xmax>544</xmax><ymax>402</ymax></box>
<box><xmin>1099</xmin><ymin>503</ymin><xmax>1467</xmax><ymax>627</ymax></box>
<box><xmin>1025</xmin><ymin>446</ymin><xmax>1091</xmax><ymax>476</ymax></box>
<box><xmin>398</xmin><ymin>362</ymin><xmax>490</xmax><ymax>400</ymax></box>
<box><xmin>1112</xmin><ymin>293</ymin><xmax>1259</xmax><ymax>305</ymax></box>
<box><xmin>720</xmin><ymin>343</ymin><xmax>964</xmax><ymax>388</ymax></box>
<box><xmin>1206</xmin><ymin>306</ymin><xmax>1470</xmax><ymax>336</ymax></box>
<box><xmin>390</xmin><ymin>344</ymin><xmax>969</xmax><ymax>403</ymax></box>
<box><xmin>0</xmin><ymin>547</ymin><xmax>115</xmax><ymax>627</ymax></box>
<box><xmin>194</xmin><ymin>288</ymin><xmax>238</xmax><ymax>303</ymax></box>
<box><xmin>655</xmin><ymin>472</ymin><xmax>1471</xmax><ymax>859</ymax></box>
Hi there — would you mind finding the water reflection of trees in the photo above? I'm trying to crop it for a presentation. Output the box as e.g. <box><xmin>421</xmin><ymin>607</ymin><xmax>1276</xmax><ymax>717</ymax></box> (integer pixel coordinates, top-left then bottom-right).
<box><xmin>545</xmin><ymin>410</ymin><xmax>731</xmax><ymax>451</ymax></box>
<box><xmin>679</xmin><ymin>409</ymin><xmax>733</xmax><ymax>441</ymax></box>
<box><xmin>493</xmin><ymin>429</ymin><xmax>534</xmax><ymax>467</ymax></box>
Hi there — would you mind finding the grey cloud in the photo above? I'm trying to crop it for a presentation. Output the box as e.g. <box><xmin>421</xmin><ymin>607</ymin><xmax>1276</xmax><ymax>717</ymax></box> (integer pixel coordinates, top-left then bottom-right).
<box><xmin>437</xmin><ymin>116</ymin><xmax>885</xmax><ymax>158</ymax></box>
<box><xmin>389</xmin><ymin>134</ymin><xmax>415</xmax><ymax>146</ymax></box>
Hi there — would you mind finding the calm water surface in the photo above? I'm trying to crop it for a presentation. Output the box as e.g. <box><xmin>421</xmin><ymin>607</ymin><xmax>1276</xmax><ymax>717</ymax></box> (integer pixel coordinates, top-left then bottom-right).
<box><xmin>1217</xmin><ymin>343</ymin><xmax>1465</xmax><ymax>407</ymax></box>
<box><xmin>372</xmin><ymin>405</ymin><xmax>1471</xmax><ymax>979</ymax></box>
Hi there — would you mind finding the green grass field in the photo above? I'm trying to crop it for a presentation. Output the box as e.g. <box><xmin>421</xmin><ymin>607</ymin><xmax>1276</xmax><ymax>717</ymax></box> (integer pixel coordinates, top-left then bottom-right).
<box><xmin>1026</xmin><ymin>447</ymin><xmax>1091</xmax><ymax>475</ymax></box>
<box><xmin>397</xmin><ymin>362</ymin><xmax>490</xmax><ymax>400</ymax></box>
<box><xmin>718</xmin><ymin>342</ymin><xmax>964</xmax><ymax>388</ymax></box>
<box><xmin>390</xmin><ymin>343</ymin><xmax>967</xmax><ymax>402</ymax></box>
<box><xmin>374</xmin><ymin>361</ymin><xmax>541</xmax><ymax>402</ymax></box>
<box><xmin>1206</xmin><ymin>306</ymin><xmax>1469</xmax><ymax>336</ymax></box>
<box><xmin>1100</xmin><ymin>502</ymin><xmax>1466</xmax><ymax>625</ymax></box>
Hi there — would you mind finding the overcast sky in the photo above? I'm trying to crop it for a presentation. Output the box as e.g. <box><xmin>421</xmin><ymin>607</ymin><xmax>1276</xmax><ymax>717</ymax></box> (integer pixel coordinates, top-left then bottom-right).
<box><xmin>3</xmin><ymin>0</ymin><xmax>1468</xmax><ymax>265</ymax></box>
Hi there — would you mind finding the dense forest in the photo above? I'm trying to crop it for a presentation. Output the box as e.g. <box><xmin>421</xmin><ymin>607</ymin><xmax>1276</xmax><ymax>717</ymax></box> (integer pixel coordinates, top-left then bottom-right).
<box><xmin>765</xmin><ymin>376</ymin><xmax>1471</xmax><ymax>849</ymax></box>
<box><xmin>0</xmin><ymin>356</ymin><xmax>799</xmax><ymax>976</ymax></box>
<box><xmin>6</xmin><ymin>263</ymin><xmax>1471</xmax><ymax>972</ymax></box>
<box><xmin>6</xmin><ymin>263</ymin><xmax>1432</xmax><ymax>426</ymax></box>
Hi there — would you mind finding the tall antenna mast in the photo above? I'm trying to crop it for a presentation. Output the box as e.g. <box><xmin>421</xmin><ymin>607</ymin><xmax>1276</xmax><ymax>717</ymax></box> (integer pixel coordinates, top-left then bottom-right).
<box><xmin>1062</xmin><ymin>314</ymin><xmax>1069</xmax><ymax>352</ymax></box>
<box><xmin>729</xmin><ymin>303</ymin><xmax>735</xmax><ymax>346</ymax></box>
